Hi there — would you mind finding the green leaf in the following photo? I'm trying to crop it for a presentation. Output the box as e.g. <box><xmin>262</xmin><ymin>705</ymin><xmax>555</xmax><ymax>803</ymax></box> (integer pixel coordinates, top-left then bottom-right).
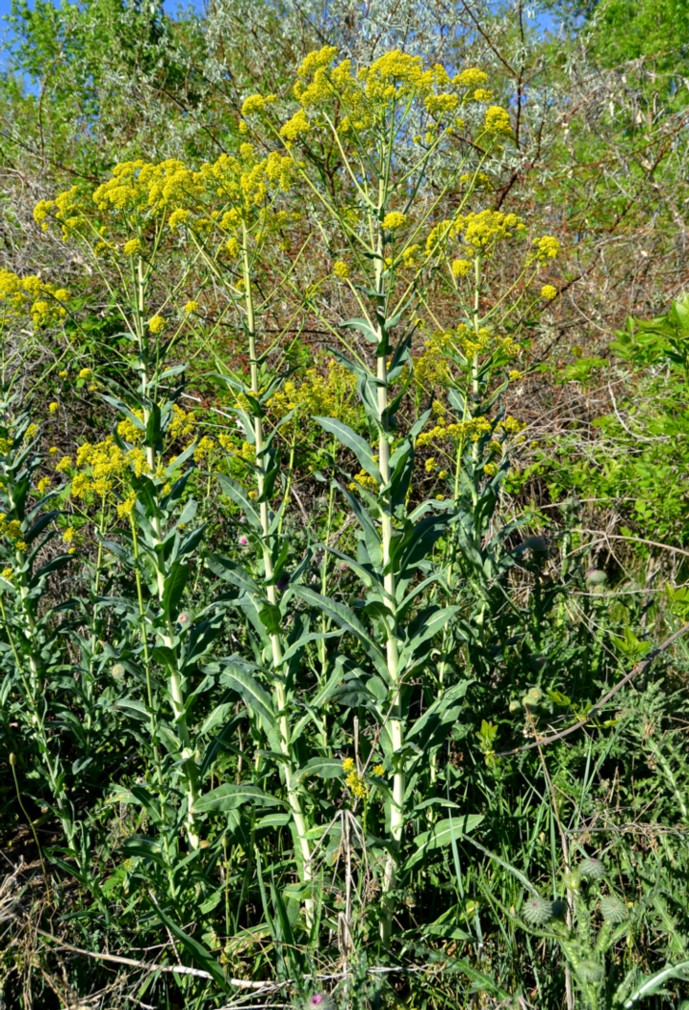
<box><xmin>194</xmin><ymin>784</ymin><xmax>279</xmax><ymax>813</ymax></box>
<box><xmin>220</xmin><ymin>661</ymin><xmax>281</xmax><ymax>751</ymax></box>
<box><xmin>292</xmin><ymin>586</ymin><xmax>388</xmax><ymax>679</ymax></box>
<box><xmin>399</xmin><ymin>606</ymin><xmax>460</xmax><ymax>667</ymax></box>
<box><xmin>624</xmin><ymin>960</ymin><xmax>689</xmax><ymax>1007</ymax></box>
<box><xmin>150</xmin><ymin>900</ymin><xmax>227</xmax><ymax>988</ymax></box>
<box><xmin>340</xmin><ymin>316</ymin><xmax>379</xmax><ymax>344</ymax></box>
<box><xmin>313</xmin><ymin>416</ymin><xmax>380</xmax><ymax>481</ymax></box>
<box><xmin>162</xmin><ymin>562</ymin><xmax>189</xmax><ymax>621</ymax></box>
<box><xmin>295</xmin><ymin>757</ymin><xmax>344</xmax><ymax>782</ymax></box>
<box><xmin>406</xmin><ymin>815</ymin><xmax>484</xmax><ymax>870</ymax></box>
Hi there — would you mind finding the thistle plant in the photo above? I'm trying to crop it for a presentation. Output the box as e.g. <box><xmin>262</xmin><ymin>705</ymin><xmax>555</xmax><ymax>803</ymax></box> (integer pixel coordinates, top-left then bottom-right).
<box><xmin>517</xmin><ymin>854</ymin><xmax>689</xmax><ymax>1010</ymax></box>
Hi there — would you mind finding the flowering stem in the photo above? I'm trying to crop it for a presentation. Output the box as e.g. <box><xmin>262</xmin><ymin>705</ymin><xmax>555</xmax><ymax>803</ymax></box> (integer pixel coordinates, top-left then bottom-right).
<box><xmin>241</xmin><ymin>229</ymin><xmax>313</xmax><ymax>920</ymax></box>
<box><xmin>371</xmin><ymin>189</ymin><xmax>403</xmax><ymax>940</ymax></box>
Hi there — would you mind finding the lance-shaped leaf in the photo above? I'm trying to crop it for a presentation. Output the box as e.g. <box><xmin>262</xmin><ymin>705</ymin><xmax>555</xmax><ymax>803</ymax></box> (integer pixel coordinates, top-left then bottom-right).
<box><xmin>220</xmin><ymin>660</ymin><xmax>281</xmax><ymax>752</ymax></box>
<box><xmin>406</xmin><ymin>814</ymin><xmax>484</xmax><ymax>870</ymax></box>
<box><xmin>194</xmin><ymin>784</ymin><xmax>280</xmax><ymax>813</ymax></box>
<box><xmin>314</xmin><ymin>416</ymin><xmax>380</xmax><ymax>482</ymax></box>
<box><xmin>292</xmin><ymin>585</ymin><xmax>389</xmax><ymax>679</ymax></box>
<box><xmin>399</xmin><ymin>605</ymin><xmax>460</xmax><ymax>669</ymax></box>
<box><xmin>406</xmin><ymin>680</ymin><xmax>472</xmax><ymax>750</ymax></box>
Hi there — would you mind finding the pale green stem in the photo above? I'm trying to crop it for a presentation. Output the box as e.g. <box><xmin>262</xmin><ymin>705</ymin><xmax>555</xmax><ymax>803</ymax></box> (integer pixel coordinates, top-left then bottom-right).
<box><xmin>241</xmin><ymin>229</ymin><xmax>313</xmax><ymax>919</ymax></box>
<box><xmin>371</xmin><ymin>186</ymin><xmax>403</xmax><ymax>938</ymax></box>
<box><xmin>135</xmin><ymin>259</ymin><xmax>200</xmax><ymax>851</ymax></box>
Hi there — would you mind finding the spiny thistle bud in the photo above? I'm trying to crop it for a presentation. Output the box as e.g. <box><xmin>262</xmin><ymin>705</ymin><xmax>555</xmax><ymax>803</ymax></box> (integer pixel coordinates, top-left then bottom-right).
<box><xmin>523</xmin><ymin>895</ymin><xmax>565</xmax><ymax>925</ymax></box>
<box><xmin>304</xmin><ymin>995</ymin><xmax>333</xmax><ymax>1010</ymax></box>
<box><xmin>579</xmin><ymin>857</ymin><xmax>606</xmax><ymax>881</ymax></box>
<box><xmin>599</xmin><ymin>895</ymin><xmax>628</xmax><ymax>923</ymax></box>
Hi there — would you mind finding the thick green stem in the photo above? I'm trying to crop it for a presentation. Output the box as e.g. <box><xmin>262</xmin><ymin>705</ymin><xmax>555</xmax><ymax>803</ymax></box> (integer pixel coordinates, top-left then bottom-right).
<box><xmin>136</xmin><ymin>258</ymin><xmax>200</xmax><ymax>851</ymax></box>
<box><xmin>241</xmin><ymin>234</ymin><xmax>313</xmax><ymax>918</ymax></box>
<box><xmin>372</xmin><ymin>199</ymin><xmax>403</xmax><ymax>937</ymax></box>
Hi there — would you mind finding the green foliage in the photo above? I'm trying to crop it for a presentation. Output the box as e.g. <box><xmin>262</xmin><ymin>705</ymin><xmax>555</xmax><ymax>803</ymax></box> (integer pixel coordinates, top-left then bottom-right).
<box><xmin>0</xmin><ymin>13</ymin><xmax>688</xmax><ymax>1010</ymax></box>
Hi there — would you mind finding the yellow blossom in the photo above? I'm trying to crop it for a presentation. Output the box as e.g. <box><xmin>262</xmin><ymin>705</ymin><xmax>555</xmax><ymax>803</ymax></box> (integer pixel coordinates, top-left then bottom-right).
<box><xmin>48</xmin><ymin>401</ymin><xmax>59</xmax><ymax>414</ymax></box>
<box><xmin>541</xmin><ymin>284</ymin><xmax>557</xmax><ymax>300</ymax></box>
<box><xmin>345</xmin><ymin>771</ymin><xmax>368</xmax><ymax>799</ymax></box>
<box><xmin>483</xmin><ymin>106</ymin><xmax>512</xmax><ymax>135</ymax></box>
<box><xmin>168</xmin><ymin>208</ymin><xmax>190</xmax><ymax>231</ymax></box>
<box><xmin>382</xmin><ymin>211</ymin><xmax>408</xmax><ymax>231</ymax></box>
<box><xmin>342</xmin><ymin>757</ymin><xmax>355</xmax><ymax>774</ymax></box>
<box><xmin>332</xmin><ymin>260</ymin><xmax>349</xmax><ymax>279</ymax></box>
<box><xmin>454</xmin><ymin>67</ymin><xmax>489</xmax><ymax>89</ymax></box>
<box><xmin>78</xmin><ymin>367</ymin><xmax>92</xmax><ymax>379</ymax></box>
<box><xmin>117</xmin><ymin>495</ymin><xmax>137</xmax><ymax>518</ymax></box>
<box><xmin>148</xmin><ymin>315</ymin><xmax>166</xmax><ymax>334</ymax></box>
<box><xmin>184</xmin><ymin>300</ymin><xmax>200</xmax><ymax>314</ymax></box>
<box><xmin>280</xmin><ymin>109</ymin><xmax>311</xmax><ymax>143</ymax></box>
<box><xmin>451</xmin><ymin>259</ymin><xmax>472</xmax><ymax>278</ymax></box>
<box><xmin>62</xmin><ymin>526</ymin><xmax>75</xmax><ymax>543</ymax></box>
<box><xmin>123</xmin><ymin>238</ymin><xmax>142</xmax><ymax>256</ymax></box>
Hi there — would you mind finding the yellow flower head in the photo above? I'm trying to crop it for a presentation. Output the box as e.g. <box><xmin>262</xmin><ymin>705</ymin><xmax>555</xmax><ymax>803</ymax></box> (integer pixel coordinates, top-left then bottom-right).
<box><xmin>451</xmin><ymin>258</ymin><xmax>472</xmax><ymax>278</ymax></box>
<box><xmin>332</xmin><ymin>260</ymin><xmax>349</xmax><ymax>279</ymax></box>
<box><xmin>184</xmin><ymin>300</ymin><xmax>200</xmax><ymax>314</ymax></box>
<box><xmin>341</xmin><ymin>757</ymin><xmax>355</xmax><ymax>774</ymax></box>
<box><xmin>454</xmin><ymin>67</ymin><xmax>489</xmax><ymax>89</ymax></box>
<box><xmin>483</xmin><ymin>106</ymin><xmax>512</xmax><ymax>136</ymax></box>
<box><xmin>123</xmin><ymin>238</ymin><xmax>142</xmax><ymax>256</ymax></box>
<box><xmin>242</xmin><ymin>94</ymin><xmax>267</xmax><ymax>117</ymax></box>
<box><xmin>382</xmin><ymin>211</ymin><xmax>408</xmax><ymax>231</ymax></box>
<box><xmin>48</xmin><ymin>401</ymin><xmax>59</xmax><ymax>414</ymax></box>
<box><xmin>148</xmin><ymin>315</ymin><xmax>166</xmax><ymax>334</ymax></box>
<box><xmin>541</xmin><ymin>284</ymin><xmax>557</xmax><ymax>301</ymax></box>
<box><xmin>532</xmin><ymin>236</ymin><xmax>561</xmax><ymax>262</ymax></box>
<box><xmin>78</xmin><ymin>367</ymin><xmax>92</xmax><ymax>379</ymax></box>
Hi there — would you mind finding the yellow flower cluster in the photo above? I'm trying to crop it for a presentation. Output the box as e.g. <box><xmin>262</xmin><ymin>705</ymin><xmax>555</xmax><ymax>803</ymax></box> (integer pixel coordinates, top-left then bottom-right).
<box><xmin>38</xmin><ymin>146</ymin><xmax>296</xmax><ymax>256</ymax></box>
<box><xmin>541</xmin><ymin>284</ymin><xmax>557</xmax><ymax>301</ymax></box>
<box><xmin>278</xmin><ymin>47</ymin><xmax>498</xmax><ymax>143</ymax></box>
<box><xmin>342</xmin><ymin>758</ymin><xmax>368</xmax><ymax>799</ymax></box>
<box><xmin>454</xmin><ymin>68</ymin><xmax>489</xmax><ymax>89</ymax></box>
<box><xmin>57</xmin><ymin>433</ymin><xmax>179</xmax><ymax>506</ymax></box>
<box><xmin>425</xmin><ymin>92</ymin><xmax>459</xmax><ymax>115</ymax></box>
<box><xmin>0</xmin><ymin>513</ymin><xmax>28</xmax><ymax>552</ymax></box>
<box><xmin>483</xmin><ymin>106</ymin><xmax>512</xmax><ymax>136</ymax></box>
<box><xmin>332</xmin><ymin>260</ymin><xmax>350</xmax><ymax>279</ymax></box>
<box><xmin>530</xmin><ymin>235</ymin><xmax>561</xmax><ymax>263</ymax></box>
<box><xmin>382</xmin><ymin>211</ymin><xmax>408</xmax><ymax>231</ymax></box>
<box><xmin>451</xmin><ymin>258</ymin><xmax>472</xmax><ymax>278</ymax></box>
<box><xmin>417</xmin><ymin>417</ymin><xmax>493</xmax><ymax>447</ymax></box>
<box><xmin>348</xmin><ymin>470</ymin><xmax>379</xmax><ymax>493</ymax></box>
<box><xmin>461</xmin><ymin>210</ymin><xmax>526</xmax><ymax>255</ymax></box>
<box><xmin>241</xmin><ymin>93</ymin><xmax>277</xmax><ymax>117</ymax></box>
<box><xmin>0</xmin><ymin>269</ymin><xmax>69</xmax><ymax>327</ymax></box>
<box><xmin>267</xmin><ymin>360</ymin><xmax>358</xmax><ymax>443</ymax></box>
